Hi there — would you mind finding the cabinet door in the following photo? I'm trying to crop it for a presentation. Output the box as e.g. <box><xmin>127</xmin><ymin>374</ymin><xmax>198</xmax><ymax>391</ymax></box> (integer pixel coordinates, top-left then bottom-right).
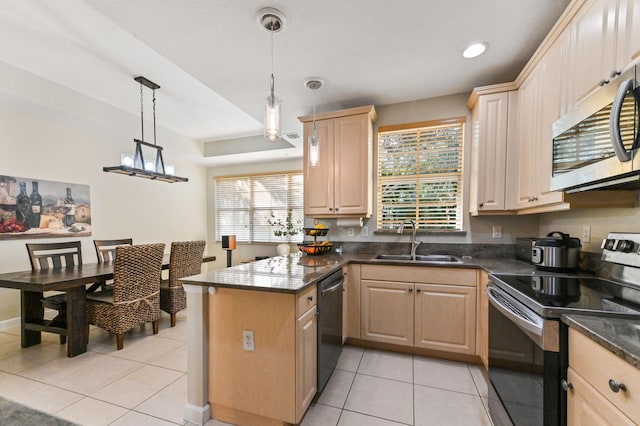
<box><xmin>361</xmin><ymin>280</ymin><xmax>413</xmax><ymax>346</ymax></box>
<box><xmin>304</xmin><ymin>119</ymin><xmax>334</xmax><ymax>216</ymax></box>
<box><xmin>566</xmin><ymin>368</ymin><xmax>636</xmax><ymax>426</ymax></box>
<box><xmin>477</xmin><ymin>271</ymin><xmax>489</xmax><ymax>368</ymax></box>
<box><xmin>346</xmin><ymin>264</ymin><xmax>361</xmax><ymax>339</ymax></box>
<box><xmin>473</xmin><ymin>92</ymin><xmax>510</xmax><ymax>212</ymax></box>
<box><xmin>616</xmin><ymin>0</ymin><xmax>640</xmax><ymax>72</ymax></box>
<box><xmin>414</xmin><ymin>283</ymin><xmax>476</xmax><ymax>354</ymax></box>
<box><xmin>296</xmin><ymin>306</ymin><xmax>317</xmax><ymax>422</ymax></box>
<box><xmin>333</xmin><ymin>114</ymin><xmax>371</xmax><ymax>216</ymax></box>
<box><xmin>512</xmin><ymin>66</ymin><xmax>541</xmax><ymax>209</ymax></box>
<box><xmin>569</xmin><ymin>0</ymin><xmax>618</xmax><ymax>107</ymax></box>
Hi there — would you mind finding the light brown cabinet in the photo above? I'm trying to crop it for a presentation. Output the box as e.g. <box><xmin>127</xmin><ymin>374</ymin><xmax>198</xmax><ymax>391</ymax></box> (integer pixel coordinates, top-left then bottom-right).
<box><xmin>299</xmin><ymin>105</ymin><xmax>376</xmax><ymax>218</ymax></box>
<box><xmin>414</xmin><ymin>283</ymin><xmax>476</xmax><ymax>354</ymax></box>
<box><xmin>476</xmin><ymin>270</ymin><xmax>489</xmax><ymax>369</ymax></box>
<box><xmin>566</xmin><ymin>328</ymin><xmax>640</xmax><ymax>426</ymax></box>
<box><xmin>468</xmin><ymin>88</ymin><xmax>518</xmax><ymax>215</ymax></box>
<box><xmin>296</xmin><ymin>304</ymin><xmax>317</xmax><ymax>421</ymax></box>
<box><xmin>344</xmin><ymin>264</ymin><xmax>361</xmax><ymax>341</ymax></box>
<box><xmin>359</xmin><ymin>265</ymin><xmax>477</xmax><ymax>356</ymax></box>
<box><xmin>361</xmin><ymin>279</ymin><xmax>414</xmax><ymax>346</ymax></box>
<box><xmin>208</xmin><ymin>286</ymin><xmax>317</xmax><ymax>425</ymax></box>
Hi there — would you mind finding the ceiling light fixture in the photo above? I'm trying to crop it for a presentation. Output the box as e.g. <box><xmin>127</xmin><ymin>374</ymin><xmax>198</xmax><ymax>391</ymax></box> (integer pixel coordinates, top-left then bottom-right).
<box><xmin>103</xmin><ymin>76</ymin><xmax>188</xmax><ymax>183</ymax></box>
<box><xmin>305</xmin><ymin>79</ymin><xmax>323</xmax><ymax>168</ymax></box>
<box><xmin>258</xmin><ymin>7</ymin><xmax>286</xmax><ymax>142</ymax></box>
<box><xmin>463</xmin><ymin>42</ymin><xmax>488</xmax><ymax>59</ymax></box>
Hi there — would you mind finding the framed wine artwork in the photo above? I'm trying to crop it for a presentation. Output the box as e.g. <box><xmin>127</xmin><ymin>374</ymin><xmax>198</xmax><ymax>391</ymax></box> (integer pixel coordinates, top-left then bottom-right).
<box><xmin>0</xmin><ymin>175</ymin><xmax>91</xmax><ymax>240</ymax></box>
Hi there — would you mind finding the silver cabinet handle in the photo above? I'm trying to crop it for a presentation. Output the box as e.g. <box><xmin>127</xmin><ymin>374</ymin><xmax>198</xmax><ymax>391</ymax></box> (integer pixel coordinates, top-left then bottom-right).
<box><xmin>479</xmin><ymin>203</ymin><xmax>484</xmax><ymax>207</ymax></box>
<box><xmin>610</xmin><ymin>70</ymin><xmax>621</xmax><ymax>78</ymax></box>
<box><xmin>599</xmin><ymin>79</ymin><xmax>610</xmax><ymax>87</ymax></box>
<box><xmin>408</xmin><ymin>288</ymin><xmax>413</xmax><ymax>292</ymax></box>
<box><xmin>608</xmin><ymin>379</ymin><xmax>627</xmax><ymax>393</ymax></box>
<box><xmin>307</xmin><ymin>295</ymin><xmax>313</xmax><ymax>302</ymax></box>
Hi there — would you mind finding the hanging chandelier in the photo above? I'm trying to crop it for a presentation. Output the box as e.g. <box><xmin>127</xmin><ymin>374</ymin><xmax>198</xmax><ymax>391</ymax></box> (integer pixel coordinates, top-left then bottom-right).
<box><xmin>103</xmin><ymin>76</ymin><xmax>188</xmax><ymax>183</ymax></box>
<box><xmin>258</xmin><ymin>8</ymin><xmax>286</xmax><ymax>141</ymax></box>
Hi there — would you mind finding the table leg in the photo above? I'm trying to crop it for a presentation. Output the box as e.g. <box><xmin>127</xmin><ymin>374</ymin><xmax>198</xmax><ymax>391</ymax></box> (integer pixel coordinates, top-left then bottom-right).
<box><xmin>20</xmin><ymin>290</ymin><xmax>43</xmax><ymax>348</ymax></box>
<box><xmin>65</xmin><ymin>286</ymin><xmax>87</xmax><ymax>357</ymax></box>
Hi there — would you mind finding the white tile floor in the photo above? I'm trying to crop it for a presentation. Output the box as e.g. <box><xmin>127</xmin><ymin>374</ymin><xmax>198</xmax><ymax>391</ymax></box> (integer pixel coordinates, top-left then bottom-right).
<box><xmin>0</xmin><ymin>314</ymin><xmax>493</xmax><ymax>425</ymax></box>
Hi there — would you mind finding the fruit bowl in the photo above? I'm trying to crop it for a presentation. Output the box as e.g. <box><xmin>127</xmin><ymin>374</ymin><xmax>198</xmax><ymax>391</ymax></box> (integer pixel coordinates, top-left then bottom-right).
<box><xmin>303</xmin><ymin>227</ymin><xmax>329</xmax><ymax>237</ymax></box>
<box><xmin>297</xmin><ymin>243</ymin><xmax>333</xmax><ymax>255</ymax></box>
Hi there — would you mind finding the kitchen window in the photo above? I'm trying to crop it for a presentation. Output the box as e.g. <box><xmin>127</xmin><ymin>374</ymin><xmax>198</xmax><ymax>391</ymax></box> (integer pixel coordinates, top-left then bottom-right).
<box><xmin>377</xmin><ymin>118</ymin><xmax>464</xmax><ymax>231</ymax></box>
<box><xmin>214</xmin><ymin>171</ymin><xmax>304</xmax><ymax>243</ymax></box>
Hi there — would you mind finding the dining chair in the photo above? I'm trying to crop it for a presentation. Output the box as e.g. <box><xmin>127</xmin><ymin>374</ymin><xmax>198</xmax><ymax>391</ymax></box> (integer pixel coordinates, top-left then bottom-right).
<box><xmin>89</xmin><ymin>238</ymin><xmax>133</xmax><ymax>293</ymax></box>
<box><xmin>25</xmin><ymin>241</ymin><xmax>83</xmax><ymax>345</ymax></box>
<box><xmin>86</xmin><ymin>243</ymin><xmax>165</xmax><ymax>350</ymax></box>
<box><xmin>160</xmin><ymin>240</ymin><xmax>206</xmax><ymax>327</ymax></box>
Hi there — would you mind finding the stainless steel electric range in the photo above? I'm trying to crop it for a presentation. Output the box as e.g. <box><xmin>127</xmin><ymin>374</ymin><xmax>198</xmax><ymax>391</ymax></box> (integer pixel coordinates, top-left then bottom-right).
<box><xmin>487</xmin><ymin>232</ymin><xmax>640</xmax><ymax>426</ymax></box>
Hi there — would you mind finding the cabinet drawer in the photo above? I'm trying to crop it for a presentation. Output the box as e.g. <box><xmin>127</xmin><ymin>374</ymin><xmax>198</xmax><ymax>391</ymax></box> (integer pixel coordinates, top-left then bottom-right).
<box><xmin>297</xmin><ymin>284</ymin><xmax>317</xmax><ymax>317</ymax></box>
<box><xmin>361</xmin><ymin>265</ymin><xmax>476</xmax><ymax>286</ymax></box>
<box><xmin>569</xmin><ymin>328</ymin><xmax>640</xmax><ymax>421</ymax></box>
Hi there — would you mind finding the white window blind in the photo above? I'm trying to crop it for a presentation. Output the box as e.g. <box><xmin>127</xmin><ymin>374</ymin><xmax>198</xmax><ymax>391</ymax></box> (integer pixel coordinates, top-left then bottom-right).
<box><xmin>215</xmin><ymin>172</ymin><xmax>303</xmax><ymax>243</ymax></box>
<box><xmin>377</xmin><ymin>118</ymin><xmax>464</xmax><ymax>231</ymax></box>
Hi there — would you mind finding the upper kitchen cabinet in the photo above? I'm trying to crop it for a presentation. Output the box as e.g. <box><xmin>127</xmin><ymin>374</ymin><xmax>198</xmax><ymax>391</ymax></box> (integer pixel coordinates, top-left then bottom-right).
<box><xmin>467</xmin><ymin>86</ymin><xmax>518</xmax><ymax>215</ymax></box>
<box><xmin>568</xmin><ymin>0</ymin><xmax>640</xmax><ymax>109</ymax></box>
<box><xmin>299</xmin><ymin>105</ymin><xmax>376</xmax><ymax>218</ymax></box>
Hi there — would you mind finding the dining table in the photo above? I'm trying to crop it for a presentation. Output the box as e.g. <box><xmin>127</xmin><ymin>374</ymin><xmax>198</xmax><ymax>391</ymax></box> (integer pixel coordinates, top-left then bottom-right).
<box><xmin>0</xmin><ymin>254</ymin><xmax>216</xmax><ymax>357</ymax></box>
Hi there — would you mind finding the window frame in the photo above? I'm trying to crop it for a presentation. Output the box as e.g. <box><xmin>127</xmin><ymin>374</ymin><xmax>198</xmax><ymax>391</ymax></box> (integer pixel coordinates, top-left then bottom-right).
<box><xmin>214</xmin><ymin>170</ymin><xmax>304</xmax><ymax>244</ymax></box>
<box><xmin>376</xmin><ymin>117</ymin><xmax>465</xmax><ymax>233</ymax></box>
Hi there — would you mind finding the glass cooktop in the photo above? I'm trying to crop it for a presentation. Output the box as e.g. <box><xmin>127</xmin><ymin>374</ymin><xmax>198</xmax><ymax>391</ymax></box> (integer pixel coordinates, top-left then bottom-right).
<box><xmin>490</xmin><ymin>274</ymin><xmax>640</xmax><ymax>318</ymax></box>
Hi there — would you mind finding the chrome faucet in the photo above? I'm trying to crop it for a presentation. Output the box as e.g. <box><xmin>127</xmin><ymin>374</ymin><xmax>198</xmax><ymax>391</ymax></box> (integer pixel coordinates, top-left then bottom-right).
<box><xmin>397</xmin><ymin>219</ymin><xmax>422</xmax><ymax>260</ymax></box>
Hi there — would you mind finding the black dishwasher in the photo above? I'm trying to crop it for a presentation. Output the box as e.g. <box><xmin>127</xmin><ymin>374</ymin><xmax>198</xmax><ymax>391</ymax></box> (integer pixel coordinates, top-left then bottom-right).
<box><xmin>317</xmin><ymin>268</ymin><xmax>344</xmax><ymax>393</ymax></box>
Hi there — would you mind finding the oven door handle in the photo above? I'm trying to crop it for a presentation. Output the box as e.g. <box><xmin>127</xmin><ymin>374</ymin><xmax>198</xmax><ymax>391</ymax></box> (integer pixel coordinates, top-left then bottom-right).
<box><xmin>486</xmin><ymin>285</ymin><xmax>544</xmax><ymax>337</ymax></box>
<box><xmin>321</xmin><ymin>281</ymin><xmax>343</xmax><ymax>296</ymax></box>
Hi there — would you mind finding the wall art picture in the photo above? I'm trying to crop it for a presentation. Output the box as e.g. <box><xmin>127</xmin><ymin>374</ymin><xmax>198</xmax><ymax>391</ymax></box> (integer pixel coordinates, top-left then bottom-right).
<box><xmin>0</xmin><ymin>175</ymin><xmax>91</xmax><ymax>240</ymax></box>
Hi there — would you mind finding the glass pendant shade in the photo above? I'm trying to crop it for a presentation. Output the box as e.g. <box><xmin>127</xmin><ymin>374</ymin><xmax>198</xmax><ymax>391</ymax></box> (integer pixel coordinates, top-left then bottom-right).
<box><xmin>308</xmin><ymin>132</ymin><xmax>320</xmax><ymax>167</ymax></box>
<box><xmin>264</xmin><ymin>88</ymin><xmax>281</xmax><ymax>141</ymax></box>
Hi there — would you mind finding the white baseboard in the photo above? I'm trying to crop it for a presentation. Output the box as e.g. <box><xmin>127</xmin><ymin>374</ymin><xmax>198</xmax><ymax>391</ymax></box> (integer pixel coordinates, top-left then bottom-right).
<box><xmin>0</xmin><ymin>316</ymin><xmax>20</xmax><ymax>330</ymax></box>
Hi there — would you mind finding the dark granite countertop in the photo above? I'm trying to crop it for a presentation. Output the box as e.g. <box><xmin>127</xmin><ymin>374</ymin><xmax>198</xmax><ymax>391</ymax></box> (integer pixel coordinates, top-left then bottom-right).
<box><xmin>180</xmin><ymin>252</ymin><xmax>537</xmax><ymax>293</ymax></box>
<box><xmin>562</xmin><ymin>314</ymin><xmax>640</xmax><ymax>369</ymax></box>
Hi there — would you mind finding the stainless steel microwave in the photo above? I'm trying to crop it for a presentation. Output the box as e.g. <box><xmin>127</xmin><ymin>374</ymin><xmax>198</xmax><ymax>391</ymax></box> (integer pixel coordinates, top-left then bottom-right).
<box><xmin>550</xmin><ymin>66</ymin><xmax>640</xmax><ymax>193</ymax></box>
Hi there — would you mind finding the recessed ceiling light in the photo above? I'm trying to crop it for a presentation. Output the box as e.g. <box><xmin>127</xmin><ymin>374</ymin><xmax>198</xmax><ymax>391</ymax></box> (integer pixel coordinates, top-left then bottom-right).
<box><xmin>463</xmin><ymin>42</ymin><xmax>488</xmax><ymax>59</ymax></box>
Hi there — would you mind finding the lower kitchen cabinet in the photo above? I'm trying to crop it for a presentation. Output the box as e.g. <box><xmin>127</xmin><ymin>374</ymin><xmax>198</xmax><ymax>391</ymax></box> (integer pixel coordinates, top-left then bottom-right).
<box><xmin>344</xmin><ymin>264</ymin><xmax>361</xmax><ymax>341</ymax></box>
<box><xmin>296</xmin><ymin>305</ymin><xmax>317</xmax><ymax>422</ymax></box>
<box><xmin>208</xmin><ymin>285</ymin><xmax>317</xmax><ymax>425</ymax></box>
<box><xmin>414</xmin><ymin>283</ymin><xmax>476</xmax><ymax>354</ymax></box>
<box><xmin>361</xmin><ymin>279</ymin><xmax>413</xmax><ymax>346</ymax></box>
<box><xmin>358</xmin><ymin>265</ymin><xmax>478</xmax><ymax>356</ymax></box>
<box><xmin>566</xmin><ymin>328</ymin><xmax>640</xmax><ymax>426</ymax></box>
<box><xmin>477</xmin><ymin>270</ymin><xmax>489</xmax><ymax>368</ymax></box>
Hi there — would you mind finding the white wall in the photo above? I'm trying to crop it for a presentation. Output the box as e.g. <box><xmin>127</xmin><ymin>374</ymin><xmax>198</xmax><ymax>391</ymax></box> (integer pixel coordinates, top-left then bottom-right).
<box><xmin>0</xmin><ymin>65</ymin><xmax>208</xmax><ymax>321</ymax></box>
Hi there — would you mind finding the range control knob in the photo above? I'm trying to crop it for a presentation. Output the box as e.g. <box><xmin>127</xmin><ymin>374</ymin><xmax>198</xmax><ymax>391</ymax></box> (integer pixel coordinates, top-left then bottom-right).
<box><xmin>615</xmin><ymin>239</ymin><xmax>635</xmax><ymax>253</ymax></box>
<box><xmin>601</xmin><ymin>239</ymin><xmax>616</xmax><ymax>250</ymax></box>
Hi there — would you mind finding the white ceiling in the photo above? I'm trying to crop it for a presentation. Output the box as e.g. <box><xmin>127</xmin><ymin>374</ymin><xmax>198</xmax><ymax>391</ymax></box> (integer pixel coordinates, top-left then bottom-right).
<box><xmin>0</xmin><ymin>0</ymin><xmax>571</xmax><ymax>166</ymax></box>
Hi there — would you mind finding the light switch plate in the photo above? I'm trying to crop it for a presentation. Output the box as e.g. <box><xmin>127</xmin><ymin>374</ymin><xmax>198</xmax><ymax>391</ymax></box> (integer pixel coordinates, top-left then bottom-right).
<box><xmin>582</xmin><ymin>225</ymin><xmax>591</xmax><ymax>243</ymax></box>
<box><xmin>492</xmin><ymin>226</ymin><xmax>502</xmax><ymax>239</ymax></box>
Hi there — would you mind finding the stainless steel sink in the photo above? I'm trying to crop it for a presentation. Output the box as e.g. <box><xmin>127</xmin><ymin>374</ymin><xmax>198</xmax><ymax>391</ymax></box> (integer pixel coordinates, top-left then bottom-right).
<box><xmin>375</xmin><ymin>254</ymin><xmax>463</xmax><ymax>263</ymax></box>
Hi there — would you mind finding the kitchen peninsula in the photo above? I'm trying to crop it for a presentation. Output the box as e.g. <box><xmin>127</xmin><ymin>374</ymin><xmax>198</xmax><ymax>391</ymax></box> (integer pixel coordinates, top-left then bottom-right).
<box><xmin>180</xmin><ymin>254</ymin><xmax>343</xmax><ymax>426</ymax></box>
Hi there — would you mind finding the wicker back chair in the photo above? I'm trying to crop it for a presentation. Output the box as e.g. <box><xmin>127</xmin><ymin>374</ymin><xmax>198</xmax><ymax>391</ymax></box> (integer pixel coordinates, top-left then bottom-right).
<box><xmin>160</xmin><ymin>240</ymin><xmax>205</xmax><ymax>327</ymax></box>
<box><xmin>86</xmin><ymin>243</ymin><xmax>165</xmax><ymax>350</ymax></box>
<box><xmin>94</xmin><ymin>238</ymin><xmax>133</xmax><ymax>263</ymax></box>
<box><xmin>26</xmin><ymin>241</ymin><xmax>83</xmax><ymax>345</ymax></box>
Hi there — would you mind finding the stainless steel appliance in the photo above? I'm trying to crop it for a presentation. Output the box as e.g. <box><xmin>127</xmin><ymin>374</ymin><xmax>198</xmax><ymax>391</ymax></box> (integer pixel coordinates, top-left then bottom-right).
<box><xmin>515</xmin><ymin>237</ymin><xmax>536</xmax><ymax>263</ymax></box>
<box><xmin>551</xmin><ymin>66</ymin><xmax>640</xmax><ymax>193</ymax></box>
<box><xmin>531</xmin><ymin>231</ymin><xmax>581</xmax><ymax>272</ymax></box>
<box><xmin>317</xmin><ymin>268</ymin><xmax>344</xmax><ymax>393</ymax></box>
<box><xmin>487</xmin><ymin>232</ymin><xmax>640</xmax><ymax>426</ymax></box>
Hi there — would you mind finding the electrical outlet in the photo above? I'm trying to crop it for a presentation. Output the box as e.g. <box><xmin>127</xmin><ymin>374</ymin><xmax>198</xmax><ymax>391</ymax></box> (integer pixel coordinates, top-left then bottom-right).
<box><xmin>492</xmin><ymin>226</ymin><xmax>503</xmax><ymax>239</ymax></box>
<box><xmin>347</xmin><ymin>227</ymin><xmax>355</xmax><ymax>237</ymax></box>
<box><xmin>242</xmin><ymin>330</ymin><xmax>255</xmax><ymax>351</ymax></box>
<box><xmin>582</xmin><ymin>225</ymin><xmax>591</xmax><ymax>243</ymax></box>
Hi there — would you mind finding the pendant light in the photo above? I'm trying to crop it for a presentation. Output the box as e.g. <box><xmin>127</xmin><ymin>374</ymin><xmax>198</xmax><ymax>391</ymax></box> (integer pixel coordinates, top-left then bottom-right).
<box><xmin>305</xmin><ymin>79</ymin><xmax>323</xmax><ymax>168</ymax></box>
<box><xmin>258</xmin><ymin>8</ymin><xmax>286</xmax><ymax>141</ymax></box>
<box><xmin>103</xmin><ymin>76</ymin><xmax>188</xmax><ymax>183</ymax></box>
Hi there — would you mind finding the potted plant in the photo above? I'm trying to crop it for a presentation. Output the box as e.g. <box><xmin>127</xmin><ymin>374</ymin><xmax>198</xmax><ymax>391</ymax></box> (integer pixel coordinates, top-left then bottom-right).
<box><xmin>268</xmin><ymin>209</ymin><xmax>302</xmax><ymax>256</ymax></box>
